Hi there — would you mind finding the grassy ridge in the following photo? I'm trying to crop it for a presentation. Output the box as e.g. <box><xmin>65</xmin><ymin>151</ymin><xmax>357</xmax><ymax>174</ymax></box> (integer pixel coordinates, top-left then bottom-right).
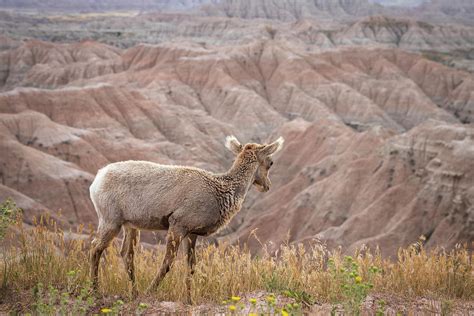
<box><xmin>0</xmin><ymin>201</ymin><xmax>473</xmax><ymax>314</ymax></box>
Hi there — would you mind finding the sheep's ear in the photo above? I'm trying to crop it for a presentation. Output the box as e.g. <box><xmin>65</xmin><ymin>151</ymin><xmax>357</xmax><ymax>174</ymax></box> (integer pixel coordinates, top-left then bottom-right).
<box><xmin>225</xmin><ymin>135</ymin><xmax>242</xmax><ymax>155</ymax></box>
<box><xmin>260</xmin><ymin>137</ymin><xmax>284</xmax><ymax>156</ymax></box>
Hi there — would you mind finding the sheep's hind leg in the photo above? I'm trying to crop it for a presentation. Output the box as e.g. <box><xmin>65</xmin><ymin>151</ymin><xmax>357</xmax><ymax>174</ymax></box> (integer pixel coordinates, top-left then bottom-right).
<box><xmin>89</xmin><ymin>223</ymin><xmax>121</xmax><ymax>291</ymax></box>
<box><xmin>184</xmin><ymin>234</ymin><xmax>197</xmax><ymax>304</ymax></box>
<box><xmin>146</xmin><ymin>226</ymin><xmax>187</xmax><ymax>293</ymax></box>
<box><xmin>120</xmin><ymin>227</ymin><xmax>138</xmax><ymax>298</ymax></box>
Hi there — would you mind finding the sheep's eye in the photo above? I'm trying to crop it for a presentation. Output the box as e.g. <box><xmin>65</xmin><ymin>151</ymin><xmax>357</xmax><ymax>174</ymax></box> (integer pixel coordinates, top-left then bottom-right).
<box><xmin>269</xmin><ymin>161</ymin><xmax>274</xmax><ymax>167</ymax></box>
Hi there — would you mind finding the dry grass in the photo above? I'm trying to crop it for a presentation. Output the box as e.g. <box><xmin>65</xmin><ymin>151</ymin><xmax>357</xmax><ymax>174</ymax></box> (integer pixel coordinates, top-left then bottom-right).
<box><xmin>0</xmin><ymin>206</ymin><xmax>473</xmax><ymax>314</ymax></box>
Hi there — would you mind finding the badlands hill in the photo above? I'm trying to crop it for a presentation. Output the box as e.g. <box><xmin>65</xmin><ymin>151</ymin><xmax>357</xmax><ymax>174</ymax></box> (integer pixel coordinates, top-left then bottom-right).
<box><xmin>201</xmin><ymin>0</ymin><xmax>474</xmax><ymax>24</ymax></box>
<box><xmin>0</xmin><ymin>0</ymin><xmax>214</xmax><ymax>11</ymax></box>
<box><xmin>2</xmin><ymin>0</ymin><xmax>473</xmax><ymax>24</ymax></box>
<box><xmin>200</xmin><ymin>0</ymin><xmax>384</xmax><ymax>20</ymax></box>
<box><xmin>0</xmin><ymin>6</ymin><xmax>473</xmax><ymax>255</ymax></box>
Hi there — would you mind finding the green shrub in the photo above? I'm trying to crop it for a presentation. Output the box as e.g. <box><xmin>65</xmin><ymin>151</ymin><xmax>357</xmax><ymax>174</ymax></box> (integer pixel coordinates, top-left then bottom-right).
<box><xmin>328</xmin><ymin>255</ymin><xmax>381</xmax><ymax>315</ymax></box>
<box><xmin>0</xmin><ymin>199</ymin><xmax>21</xmax><ymax>240</ymax></box>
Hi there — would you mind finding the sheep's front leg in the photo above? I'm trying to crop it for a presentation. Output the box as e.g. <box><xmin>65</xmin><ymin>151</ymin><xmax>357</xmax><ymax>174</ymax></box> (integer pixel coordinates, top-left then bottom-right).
<box><xmin>147</xmin><ymin>226</ymin><xmax>186</xmax><ymax>293</ymax></box>
<box><xmin>185</xmin><ymin>234</ymin><xmax>197</xmax><ymax>304</ymax></box>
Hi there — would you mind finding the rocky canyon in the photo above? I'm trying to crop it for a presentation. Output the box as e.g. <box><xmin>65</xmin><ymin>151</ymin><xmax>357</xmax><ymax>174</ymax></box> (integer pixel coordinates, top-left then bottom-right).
<box><xmin>0</xmin><ymin>0</ymin><xmax>473</xmax><ymax>257</ymax></box>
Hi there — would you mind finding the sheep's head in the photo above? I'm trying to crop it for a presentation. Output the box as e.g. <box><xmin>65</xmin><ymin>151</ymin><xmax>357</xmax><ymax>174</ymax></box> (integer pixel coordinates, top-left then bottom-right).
<box><xmin>225</xmin><ymin>135</ymin><xmax>284</xmax><ymax>192</ymax></box>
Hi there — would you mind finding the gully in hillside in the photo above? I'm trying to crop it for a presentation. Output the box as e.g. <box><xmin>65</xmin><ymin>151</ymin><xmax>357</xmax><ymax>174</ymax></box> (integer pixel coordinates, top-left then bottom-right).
<box><xmin>88</xmin><ymin>135</ymin><xmax>284</xmax><ymax>301</ymax></box>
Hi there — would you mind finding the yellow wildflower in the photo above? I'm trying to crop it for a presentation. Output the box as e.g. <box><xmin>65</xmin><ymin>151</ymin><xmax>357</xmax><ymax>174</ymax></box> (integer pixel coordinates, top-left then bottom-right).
<box><xmin>101</xmin><ymin>308</ymin><xmax>112</xmax><ymax>314</ymax></box>
<box><xmin>229</xmin><ymin>305</ymin><xmax>237</xmax><ymax>311</ymax></box>
<box><xmin>282</xmin><ymin>310</ymin><xmax>289</xmax><ymax>316</ymax></box>
<box><xmin>355</xmin><ymin>276</ymin><xmax>363</xmax><ymax>283</ymax></box>
<box><xmin>231</xmin><ymin>296</ymin><xmax>241</xmax><ymax>302</ymax></box>
<box><xmin>249</xmin><ymin>313</ymin><xmax>258</xmax><ymax>316</ymax></box>
<box><xmin>250</xmin><ymin>298</ymin><xmax>257</xmax><ymax>305</ymax></box>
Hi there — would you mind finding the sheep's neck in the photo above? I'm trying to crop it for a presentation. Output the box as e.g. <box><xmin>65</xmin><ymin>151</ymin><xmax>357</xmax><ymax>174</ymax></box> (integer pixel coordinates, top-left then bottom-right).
<box><xmin>225</xmin><ymin>156</ymin><xmax>258</xmax><ymax>198</ymax></box>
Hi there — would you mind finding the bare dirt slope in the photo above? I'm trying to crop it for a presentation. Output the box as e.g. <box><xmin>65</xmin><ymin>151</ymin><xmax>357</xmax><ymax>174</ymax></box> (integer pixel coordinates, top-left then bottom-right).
<box><xmin>0</xmin><ymin>9</ymin><xmax>473</xmax><ymax>255</ymax></box>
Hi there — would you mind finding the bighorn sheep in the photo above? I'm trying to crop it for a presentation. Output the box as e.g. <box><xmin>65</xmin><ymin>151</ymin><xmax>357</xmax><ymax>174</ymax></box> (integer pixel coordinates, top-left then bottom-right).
<box><xmin>89</xmin><ymin>135</ymin><xmax>284</xmax><ymax>300</ymax></box>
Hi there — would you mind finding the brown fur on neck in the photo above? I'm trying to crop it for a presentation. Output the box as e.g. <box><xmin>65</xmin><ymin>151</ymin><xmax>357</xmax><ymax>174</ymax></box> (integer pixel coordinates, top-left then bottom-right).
<box><xmin>224</xmin><ymin>144</ymin><xmax>261</xmax><ymax>187</ymax></box>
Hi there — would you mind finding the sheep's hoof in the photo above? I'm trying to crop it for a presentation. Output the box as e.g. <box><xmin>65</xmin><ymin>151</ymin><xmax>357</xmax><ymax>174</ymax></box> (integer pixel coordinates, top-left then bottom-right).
<box><xmin>130</xmin><ymin>288</ymin><xmax>138</xmax><ymax>299</ymax></box>
<box><xmin>145</xmin><ymin>285</ymin><xmax>157</xmax><ymax>295</ymax></box>
<box><xmin>185</xmin><ymin>296</ymin><xmax>194</xmax><ymax>305</ymax></box>
<box><xmin>90</xmin><ymin>282</ymin><xmax>100</xmax><ymax>295</ymax></box>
